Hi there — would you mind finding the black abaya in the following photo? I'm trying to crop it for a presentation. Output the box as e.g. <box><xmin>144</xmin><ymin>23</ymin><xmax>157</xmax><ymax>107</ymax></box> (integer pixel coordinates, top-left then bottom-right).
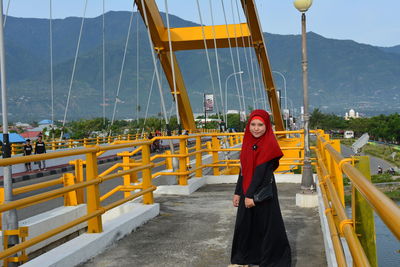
<box><xmin>231</xmin><ymin>158</ymin><xmax>291</xmax><ymax>267</ymax></box>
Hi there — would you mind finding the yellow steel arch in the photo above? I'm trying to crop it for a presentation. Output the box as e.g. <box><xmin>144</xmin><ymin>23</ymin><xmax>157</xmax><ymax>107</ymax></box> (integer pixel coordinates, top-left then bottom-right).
<box><xmin>135</xmin><ymin>0</ymin><xmax>284</xmax><ymax>131</ymax></box>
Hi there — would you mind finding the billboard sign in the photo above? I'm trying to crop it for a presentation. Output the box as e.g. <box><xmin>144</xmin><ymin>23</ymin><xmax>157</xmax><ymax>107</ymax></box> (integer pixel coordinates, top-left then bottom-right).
<box><xmin>204</xmin><ymin>94</ymin><xmax>214</xmax><ymax>112</ymax></box>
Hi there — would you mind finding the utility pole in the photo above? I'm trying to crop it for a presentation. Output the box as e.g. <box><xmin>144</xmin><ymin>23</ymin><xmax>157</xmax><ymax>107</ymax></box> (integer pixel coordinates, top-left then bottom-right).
<box><xmin>0</xmin><ymin>0</ymin><xmax>19</xmax><ymax>265</ymax></box>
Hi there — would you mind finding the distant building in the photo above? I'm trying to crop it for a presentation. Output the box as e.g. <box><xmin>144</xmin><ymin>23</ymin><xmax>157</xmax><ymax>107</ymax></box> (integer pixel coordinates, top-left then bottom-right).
<box><xmin>15</xmin><ymin>122</ymin><xmax>32</xmax><ymax>128</ymax></box>
<box><xmin>20</xmin><ymin>131</ymin><xmax>42</xmax><ymax>140</ymax></box>
<box><xmin>0</xmin><ymin>133</ymin><xmax>26</xmax><ymax>143</ymax></box>
<box><xmin>345</xmin><ymin>109</ymin><xmax>360</xmax><ymax>120</ymax></box>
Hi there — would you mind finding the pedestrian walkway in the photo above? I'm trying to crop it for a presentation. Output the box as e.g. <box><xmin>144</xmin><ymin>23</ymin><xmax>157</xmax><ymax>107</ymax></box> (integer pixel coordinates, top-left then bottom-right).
<box><xmin>80</xmin><ymin>183</ymin><xmax>326</xmax><ymax>267</ymax></box>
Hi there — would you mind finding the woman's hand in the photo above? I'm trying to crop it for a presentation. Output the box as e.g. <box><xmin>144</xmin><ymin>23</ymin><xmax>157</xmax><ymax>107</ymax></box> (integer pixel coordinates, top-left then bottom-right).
<box><xmin>233</xmin><ymin>194</ymin><xmax>240</xmax><ymax>207</ymax></box>
<box><xmin>245</xmin><ymin>197</ymin><xmax>255</xmax><ymax>208</ymax></box>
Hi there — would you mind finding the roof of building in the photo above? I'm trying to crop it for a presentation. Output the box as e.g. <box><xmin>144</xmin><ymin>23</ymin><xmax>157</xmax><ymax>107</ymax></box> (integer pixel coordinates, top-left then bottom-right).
<box><xmin>0</xmin><ymin>133</ymin><xmax>27</xmax><ymax>143</ymax></box>
<box><xmin>38</xmin><ymin>119</ymin><xmax>53</xmax><ymax>125</ymax></box>
<box><xmin>20</xmin><ymin>131</ymin><xmax>42</xmax><ymax>139</ymax></box>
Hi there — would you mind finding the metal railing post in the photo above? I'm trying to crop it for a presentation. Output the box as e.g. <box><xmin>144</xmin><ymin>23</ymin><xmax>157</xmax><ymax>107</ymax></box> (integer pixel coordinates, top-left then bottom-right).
<box><xmin>195</xmin><ymin>136</ymin><xmax>202</xmax><ymax>177</ymax></box>
<box><xmin>73</xmin><ymin>159</ymin><xmax>85</xmax><ymax>204</ymax></box>
<box><xmin>211</xmin><ymin>136</ymin><xmax>220</xmax><ymax>175</ymax></box>
<box><xmin>85</xmin><ymin>150</ymin><xmax>103</xmax><ymax>233</ymax></box>
<box><xmin>353</xmin><ymin>156</ymin><xmax>378</xmax><ymax>267</ymax></box>
<box><xmin>178</xmin><ymin>138</ymin><xmax>188</xmax><ymax>185</ymax></box>
<box><xmin>130</xmin><ymin>158</ymin><xmax>138</xmax><ymax>183</ymax></box>
<box><xmin>121</xmin><ymin>152</ymin><xmax>132</xmax><ymax>198</ymax></box>
<box><xmin>330</xmin><ymin>139</ymin><xmax>345</xmax><ymax>205</ymax></box>
<box><xmin>10</xmin><ymin>144</ymin><xmax>16</xmax><ymax>156</ymax></box>
<box><xmin>63</xmin><ymin>173</ymin><xmax>78</xmax><ymax>206</ymax></box>
<box><xmin>141</xmin><ymin>144</ymin><xmax>154</xmax><ymax>204</ymax></box>
<box><xmin>165</xmin><ymin>150</ymin><xmax>173</xmax><ymax>169</ymax></box>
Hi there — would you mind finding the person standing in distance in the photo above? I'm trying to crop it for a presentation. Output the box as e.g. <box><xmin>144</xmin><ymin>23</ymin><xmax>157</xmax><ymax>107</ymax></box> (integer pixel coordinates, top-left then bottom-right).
<box><xmin>34</xmin><ymin>135</ymin><xmax>47</xmax><ymax>171</ymax></box>
<box><xmin>231</xmin><ymin>109</ymin><xmax>291</xmax><ymax>267</ymax></box>
<box><xmin>23</xmin><ymin>139</ymin><xmax>33</xmax><ymax>172</ymax></box>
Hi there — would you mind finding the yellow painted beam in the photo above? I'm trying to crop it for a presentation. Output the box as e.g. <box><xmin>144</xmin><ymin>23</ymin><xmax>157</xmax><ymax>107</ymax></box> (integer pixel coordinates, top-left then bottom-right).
<box><xmin>135</xmin><ymin>0</ymin><xmax>283</xmax><ymax>130</ymax></box>
<box><xmin>241</xmin><ymin>0</ymin><xmax>284</xmax><ymax>130</ymax></box>
<box><xmin>161</xmin><ymin>24</ymin><xmax>251</xmax><ymax>51</ymax></box>
<box><xmin>136</xmin><ymin>0</ymin><xmax>196</xmax><ymax>130</ymax></box>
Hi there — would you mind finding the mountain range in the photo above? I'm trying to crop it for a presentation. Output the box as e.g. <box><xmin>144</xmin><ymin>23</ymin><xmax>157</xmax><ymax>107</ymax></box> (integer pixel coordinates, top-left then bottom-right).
<box><xmin>3</xmin><ymin>11</ymin><xmax>400</xmax><ymax>122</ymax></box>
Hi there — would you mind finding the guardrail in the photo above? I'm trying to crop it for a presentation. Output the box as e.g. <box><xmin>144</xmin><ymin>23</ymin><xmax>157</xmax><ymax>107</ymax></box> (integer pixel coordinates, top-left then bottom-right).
<box><xmin>0</xmin><ymin>130</ymin><xmax>309</xmax><ymax>265</ymax></box>
<box><xmin>315</xmin><ymin>130</ymin><xmax>400</xmax><ymax>267</ymax></box>
<box><xmin>4</xmin><ymin>128</ymin><xmax>221</xmax><ymax>156</ymax></box>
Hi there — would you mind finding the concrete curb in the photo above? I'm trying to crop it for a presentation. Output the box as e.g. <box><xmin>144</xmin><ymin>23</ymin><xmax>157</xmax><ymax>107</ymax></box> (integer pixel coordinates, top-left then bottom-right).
<box><xmin>22</xmin><ymin>203</ymin><xmax>160</xmax><ymax>267</ymax></box>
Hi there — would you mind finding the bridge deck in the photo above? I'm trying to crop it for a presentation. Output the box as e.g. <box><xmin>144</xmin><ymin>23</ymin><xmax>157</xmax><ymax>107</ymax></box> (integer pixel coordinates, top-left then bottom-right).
<box><xmin>80</xmin><ymin>183</ymin><xmax>326</xmax><ymax>267</ymax></box>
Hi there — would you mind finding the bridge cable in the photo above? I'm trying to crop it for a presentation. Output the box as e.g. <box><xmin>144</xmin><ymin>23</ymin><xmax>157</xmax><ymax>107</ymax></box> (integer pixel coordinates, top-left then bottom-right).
<box><xmin>140</xmin><ymin>0</ymin><xmax>177</xmax><ymax>168</ymax></box>
<box><xmin>141</xmin><ymin>66</ymin><xmax>157</xmax><ymax>137</ymax></box>
<box><xmin>49</xmin><ymin>0</ymin><xmax>54</xmax><ymax>139</ymax></box>
<box><xmin>220</xmin><ymin>0</ymin><xmax>244</xmax><ymax>121</ymax></box>
<box><xmin>208</xmin><ymin>0</ymin><xmax>226</xmax><ymax>129</ymax></box>
<box><xmin>109</xmin><ymin>3</ymin><xmax>135</xmax><ymax>135</ymax></box>
<box><xmin>243</xmin><ymin>2</ymin><xmax>268</xmax><ymax>111</ymax></box>
<box><xmin>195</xmin><ymin>0</ymin><xmax>222</xmax><ymax>125</ymax></box>
<box><xmin>60</xmin><ymin>0</ymin><xmax>88</xmax><ymax>140</ymax></box>
<box><xmin>234</xmin><ymin>0</ymin><xmax>257</xmax><ymax>110</ymax></box>
<box><xmin>102</xmin><ymin>0</ymin><xmax>106</xmax><ymax>124</ymax></box>
<box><xmin>3</xmin><ymin>0</ymin><xmax>11</xmax><ymax>27</ymax></box>
<box><xmin>230</xmin><ymin>0</ymin><xmax>246</xmax><ymax>117</ymax></box>
<box><xmin>136</xmin><ymin>8</ymin><xmax>140</xmax><ymax>124</ymax></box>
<box><xmin>164</xmin><ymin>0</ymin><xmax>181</xmax><ymax>132</ymax></box>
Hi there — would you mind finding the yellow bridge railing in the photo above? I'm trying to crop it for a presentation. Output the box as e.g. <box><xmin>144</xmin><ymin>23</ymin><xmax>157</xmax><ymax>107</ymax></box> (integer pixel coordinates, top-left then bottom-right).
<box><xmin>2</xmin><ymin>129</ymin><xmax>396</xmax><ymax>266</ymax></box>
<box><xmin>0</xmin><ymin>132</ymin><xmax>242</xmax><ymax>265</ymax></box>
<box><xmin>315</xmin><ymin>130</ymin><xmax>400</xmax><ymax>267</ymax></box>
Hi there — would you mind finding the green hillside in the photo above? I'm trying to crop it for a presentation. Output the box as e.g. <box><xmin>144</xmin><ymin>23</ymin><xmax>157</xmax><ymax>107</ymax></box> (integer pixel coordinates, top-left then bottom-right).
<box><xmin>3</xmin><ymin>11</ymin><xmax>400</xmax><ymax>122</ymax></box>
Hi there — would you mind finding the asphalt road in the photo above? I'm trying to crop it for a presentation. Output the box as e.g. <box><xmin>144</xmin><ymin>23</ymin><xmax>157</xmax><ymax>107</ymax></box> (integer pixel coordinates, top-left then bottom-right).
<box><xmin>340</xmin><ymin>145</ymin><xmax>394</xmax><ymax>175</ymax></box>
<box><xmin>13</xmin><ymin>154</ymin><xmax>180</xmax><ymax>221</ymax></box>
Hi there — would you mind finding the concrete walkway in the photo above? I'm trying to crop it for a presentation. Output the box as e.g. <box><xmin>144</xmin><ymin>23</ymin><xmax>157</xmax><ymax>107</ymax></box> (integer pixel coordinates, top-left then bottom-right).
<box><xmin>80</xmin><ymin>183</ymin><xmax>326</xmax><ymax>267</ymax></box>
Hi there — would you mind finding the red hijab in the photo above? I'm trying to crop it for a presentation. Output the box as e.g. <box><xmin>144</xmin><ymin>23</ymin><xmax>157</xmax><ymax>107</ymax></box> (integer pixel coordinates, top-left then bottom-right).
<box><xmin>240</xmin><ymin>110</ymin><xmax>283</xmax><ymax>194</ymax></box>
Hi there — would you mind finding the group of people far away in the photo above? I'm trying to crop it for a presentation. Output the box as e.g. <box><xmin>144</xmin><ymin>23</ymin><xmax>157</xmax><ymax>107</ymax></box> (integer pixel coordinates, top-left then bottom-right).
<box><xmin>23</xmin><ymin>135</ymin><xmax>47</xmax><ymax>172</ymax></box>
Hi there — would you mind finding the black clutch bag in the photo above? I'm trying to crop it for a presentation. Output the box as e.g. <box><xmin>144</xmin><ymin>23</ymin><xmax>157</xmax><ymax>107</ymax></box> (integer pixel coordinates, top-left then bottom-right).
<box><xmin>253</xmin><ymin>178</ymin><xmax>274</xmax><ymax>202</ymax></box>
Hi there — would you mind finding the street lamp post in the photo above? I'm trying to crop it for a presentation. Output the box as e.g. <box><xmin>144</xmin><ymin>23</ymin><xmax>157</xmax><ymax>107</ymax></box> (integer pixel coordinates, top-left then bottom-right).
<box><xmin>294</xmin><ymin>0</ymin><xmax>314</xmax><ymax>191</ymax></box>
<box><xmin>272</xmin><ymin>71</ymin><xmax>288</xmax><ymax>130</ymax></box>
<box><xmin>0</xmin><ymin>0</ymin><xmax>19</xmax><ymax>264</ymax></box>
<box><xmin>224</xmin><ymin>71</ymin><xmax>244</xmax><ymax>129</ymax></box>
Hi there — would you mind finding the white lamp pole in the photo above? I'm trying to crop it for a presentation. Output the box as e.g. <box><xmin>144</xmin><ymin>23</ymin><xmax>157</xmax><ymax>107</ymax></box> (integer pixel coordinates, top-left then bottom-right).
<box><xmin>272</xmin><ymin>71</ymin><xmax>288</xmax><ymax>129</ymax></box>
<box><xmin>224</xmin><ymin>71</ymin><xmax>243</xmax><ymax>129</ymax></box>
<box><xmin>294</xmin><ymin>0</ymin><xmax>314</xmax><ymax>190</ymax></box>
<box><xmin>0</xmin><ymin>0</ymin><xmax>19</xmax><ymax>264</ymax></box>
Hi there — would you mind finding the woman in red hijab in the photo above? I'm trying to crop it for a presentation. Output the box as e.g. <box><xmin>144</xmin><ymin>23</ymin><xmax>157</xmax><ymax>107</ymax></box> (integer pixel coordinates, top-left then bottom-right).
<box><xmin>231</xmin><ymin>109</ymin><xmax>291</xmax><ymax>267</ymax></box>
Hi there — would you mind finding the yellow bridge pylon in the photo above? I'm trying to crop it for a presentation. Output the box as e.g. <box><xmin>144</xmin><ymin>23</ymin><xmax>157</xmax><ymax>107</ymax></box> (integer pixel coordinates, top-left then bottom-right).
<box><xmin>135</xmin><ymin>0</ymin><xmax>284</xmax><ymax>131</ymax></box>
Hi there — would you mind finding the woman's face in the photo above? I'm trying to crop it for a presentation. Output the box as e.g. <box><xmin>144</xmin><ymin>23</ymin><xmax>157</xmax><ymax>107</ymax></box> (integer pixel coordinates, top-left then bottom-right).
<box><xmin>249</xmin><ymin>119</ymin><xmax>266</xmax><ymax>138</ymax></box>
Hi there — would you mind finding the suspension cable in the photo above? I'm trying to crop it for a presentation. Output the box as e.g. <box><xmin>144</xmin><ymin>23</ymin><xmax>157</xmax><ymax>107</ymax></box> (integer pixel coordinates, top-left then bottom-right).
<box><xmin>49</xmin><ymin>0</ymin><xmax>54</xmax><ymax>139</ymax></box>
<box><xmin>102</xmin><ymin>0</ymin><xmax>106</xmax><ymax>124</ymax></box>
<box><xmin>234</xmin><ymin>0</ymin><xmax>256</xmax><ymax>110</ymax></box>
<box><xmin>3</xmin><ymin>0</ymin><xmax>11</xmax><ymax>27</ymax></box>
<box><xmin>195</xmin><ymin>0</ymin><xmax>222</xmax><ymax>124</ymax></box>
<box><xmin>164</xmin><ymin>0</ymin><xmax>181</xmax><ymax>129</ymax></box>
<box><xmin>243</xmin><ymin>2</ymin><xmax>266</xmax><ymax>110</ymax></box>
<box><xmin>136</xmin><ymin>8</ymin><xmax>140</xmax><ymax>124</ymax></box>
<box><xmin>208</xmin><ymin>0</ymin><xmax>225</xmax><ymax>129</ymax></box>
<box><xmin>60</xmin><ymin>0</ymin><xmax>88</xmax><ymax>140</ymax></box>
<box><xmin>140</xmin><ymin>0</ymin><xmax>169</xmax><ymax>126</ymax></box>
<box><xmin>109</xmin><ymin>4</ymin><xmax>135</xmax><ymax>134</ymax></box>
<box><xmin>141</xmin><ymin>66</ymin><xmax>157</xmax><ymax>136</ymax></box>
<box><xmin>221</xmin><ymin>0</ymin><xmax>243</xmax><ymax>118</ymax></box>
<box><xmin>141</xmin><ymin>0</ymin><xmax>177</xmax><ymax>169</ymax></box>
<box><xmin>230</xmin><ymin>0</ymin><xmax>246</xmax><ymax>116</ymax></box>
